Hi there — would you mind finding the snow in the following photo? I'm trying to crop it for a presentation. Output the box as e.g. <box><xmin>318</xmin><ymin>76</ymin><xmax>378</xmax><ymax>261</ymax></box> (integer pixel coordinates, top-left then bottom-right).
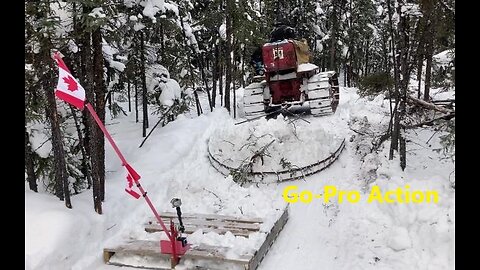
<box><xmin>142</xmin><ymin>0</ymin><xmax>165</xmax><ymax>20</ymax></box>
<box><xmin>26</xmin><ymin>84</ymin><xmax>454</xmax><ymax>269</ymax></box>
<box><xmin>27</xmin><ymin>123</ymin><xmax>52</xmax><ymax>159</ymax></box>
<box><xmin>377</xmin><ymin>6</ymin><xmax>384</xmax><ymax>16</ymax></box>
<box><xmin>159</xmin><ymin>78</ymin><xmax>182</xmax><ymax>106</ymax></box>
<box><xmin>315</xmin><ymin>41</ymin><xmax>323</xmax><ymax>52</ymax></box>
<box><xmin>315</xmin><ymin>7</ymin><xmax>324</xmax><ymax>15</ymax></box>
<box><xmin>219</xmin><ymin>23</ymin><xmax>226</xmax><ymax>40</ymax></box>
<box><xmin>367</xmin><ymin>23</ymin><xmax>378</xmax><ymax>37</ymax></box>
<box><xmin>164</xmin><ymin>2</ymin><xmax>179</xmax><ymax>16</ymax></box>
<box><xmin>387</xmin><ymin>226</ymin><xmax>412</xmax><ymax>251</ymax></box>
<box><xmin>434</xmin><ymin>49</ymin><xmax>455</xmax><ymax>66</ymax></box>
<box><xmin>180</xmin><ymin>20</ymin><xmax>199</xmax><ymax>51</ymax></box>
<box><xmin>89</xmin><ymin>7</ymin><xmax>106</xmax><ymax>19</ymax></box>
<box><xmin>68</xmin><ymin>40</ymin><xmax>79</xmax><ymax>53</ymax></box>
<box><xmin>134</xmin><ymin>22</ymin><xmax>145</xmax><ymax>31</ymax></box>
<box><xmin>297</xmin><ymin>63</ymin><xmax>319</xmax><ymax>72</ymax></box>
<box><xmin>312</xmin><ymin>25</ymin><xmax>324</xmax><ymax>37</ymax></box>
<box><xmin>123</xmin><ymin>0</ymin><xmax>137</xmax><ymax>8</ymax></box>
<box><xmin>401</xmin><ymin>3</ymin><xmax>422</xmax><ymax>17</ymax></box>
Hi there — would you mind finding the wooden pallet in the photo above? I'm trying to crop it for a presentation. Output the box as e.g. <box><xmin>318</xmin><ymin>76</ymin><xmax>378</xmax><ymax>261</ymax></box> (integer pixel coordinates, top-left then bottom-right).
<box><xmin>104</xmin><ymin>207</ymin><xmax>289</xmax><ymax>269</ymax></box>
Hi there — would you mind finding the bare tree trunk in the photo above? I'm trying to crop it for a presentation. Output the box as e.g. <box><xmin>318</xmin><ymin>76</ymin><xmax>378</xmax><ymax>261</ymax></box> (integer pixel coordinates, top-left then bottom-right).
<box><xmin>233</xmin><ymin>61</ymin><xmax>237</xmax><ymax>119</ymax></box>
<box><xmin>224</xmin><ymin>0</ymin><xmax>233</xmax><ymax>112</ymax></box>
<box><xmin>387</xmin><ymin>0</ymin><xmax>401</xmax><ymax>160</ymax></box>
<box><xmin>219</xmin><ymin>46</ymin><xmax>224</xmax><ymax>107</ymax></box>
<box><xmin>194</xmin><ymin>90</ymin><xmax>202</xmax><ymax>116</ymax></box>
<box><xmin>25</xmin><ymin>127</ymin><xmax>38</xmax><ymax>192</ymax></box>
<box><xmin>399</xmin><ymin>2</ymin><xmax>411</xmax><ymax>171</ymax></box>
<box><xmin>416</xmin><ymin>57</ymin><xmax>424</xmax><ymax>99</ymax></box>
<box><xmin>92</xmin><ymin>27</ymin><xmax>106</xmax><ymax>210</ymax></box>
<box><xmin>92</xmin><ymin>28</ymin><xmax>106</xmax><ymax>202</ymax></box>
<box><xmin>140</xmin><ymin>31</ymin><xmax>149</xmax><ymax>137</ymax></box>
<box><xmin>415</xmin><ymin>16</ymin><xmax>426</xmax><ymax>99</ymax></box>
<box><xmin>135</xmin><ymin>76</ymin><xmax>139</xmax><ymax>123</ymax></box>
<box><xmin>127</xmin><ymin>79</ymin><xmax>131</xmax><ymax>112</ymax></box>
<box><xmin>80</xmin><ymin>24</ymin><xmax>92</xmax><ymax>161</ymax></box>
<box><xmin>70</xmin><ymin>106</ymin><xmax>92</xmax><ymax>189</ymax></box>
<box><xmin>41</xmin><ymin>43</ymin><xmax>72</xmax><ymax>209</ymax></box>
<box><xmin>364</xmin><ymin>39</ymin><xmax>370</xmax><ymax>75</ymax></box>
<box><xmin>80</xmin><ymin>5</ymin><xmax>101</xmax><ymax>213</ymax></box>
<box><xmin>329</xmin><ymin>0</ymin><xmax>342</xmax><ymax>71</ymax></box>
<box><xmin>400</xmin><ymin>132</ymin><xmax>406</xmax><ymax>170</ymax></box>
<box><xmin>424</xmin><ymin>47</ymin><xmax>433</xmax><ymax>102</ymax></box>
<box><xmin>212</xmin><ymin>44</ymin><xmax>218</xmax><ymax>108</ymax></box>
<box><xmin>106</xmin><ymin>63</ymin><xmax>113</xmax><ymax>111</ymax></box>
<box><xmin>241</xmin><ymin>44</ymin><xmax>246</xmax><ymax>88</ymax></box>
<box><xmin>421</xmin><ymin>0</ymin><xmax>435</xmax><ymax>102</ymax></box>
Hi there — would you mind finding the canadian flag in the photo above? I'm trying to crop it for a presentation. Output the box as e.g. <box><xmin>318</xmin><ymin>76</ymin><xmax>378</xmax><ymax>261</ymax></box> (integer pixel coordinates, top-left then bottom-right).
<box><xmin>53</xmin><ymin>52</ymin><xmax>86</xmax><ymax>110</ymax></box>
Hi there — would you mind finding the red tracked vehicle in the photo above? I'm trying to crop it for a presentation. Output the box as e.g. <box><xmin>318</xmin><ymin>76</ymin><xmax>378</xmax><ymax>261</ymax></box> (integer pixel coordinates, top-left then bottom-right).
<box><xmin>243</xmin><ymin>39</ymin><xmax>339</xmax><ymax>119</ymax></box>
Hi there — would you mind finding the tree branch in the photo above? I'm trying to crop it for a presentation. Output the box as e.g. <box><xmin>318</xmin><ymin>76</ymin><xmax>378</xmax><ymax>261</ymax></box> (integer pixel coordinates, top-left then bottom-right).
<box><xmin>407</xmin><ymin>96</ymin><xmax>454</xmax><ymax>114</ymax></box>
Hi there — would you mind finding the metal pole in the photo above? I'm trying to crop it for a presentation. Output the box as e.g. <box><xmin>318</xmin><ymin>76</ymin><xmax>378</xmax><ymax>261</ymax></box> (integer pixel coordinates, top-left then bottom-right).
<box><xmin>85</xmin><ymin>102</ymin><xmax>173</xmax><ymax>241</ymax></box>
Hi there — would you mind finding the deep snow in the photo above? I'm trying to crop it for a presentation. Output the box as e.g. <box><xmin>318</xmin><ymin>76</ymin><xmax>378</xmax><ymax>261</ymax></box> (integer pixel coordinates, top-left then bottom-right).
<box><xmin>25</xmin><ymin>84</ymin><xmax>454</xmax><ymax>270</ymax></box>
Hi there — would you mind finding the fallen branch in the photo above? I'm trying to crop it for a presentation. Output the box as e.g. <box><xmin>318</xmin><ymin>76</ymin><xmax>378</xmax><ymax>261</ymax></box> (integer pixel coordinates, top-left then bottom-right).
<box><xmin>431</xmin><ymin>99</ymin><xmax>455</xmax><ymax>104</ymax></box>
<box><xmin>250</xmin><ymin>139</ymin><xmax>275</xmax><ymax>166</ymax></box>
<box><xmin>407</xmin><ymin>96</ymin><xmax>454</xmax><ymax>114</ymax></box>
<box><xmin>138</xmin><ymin>106</ymin><xmax>174</xmax><ymax>148</ymax></box>
<box><xmin>404</xmin><ymin>113</ymin><xmax>455</xmax><ymax>129</ymax></box>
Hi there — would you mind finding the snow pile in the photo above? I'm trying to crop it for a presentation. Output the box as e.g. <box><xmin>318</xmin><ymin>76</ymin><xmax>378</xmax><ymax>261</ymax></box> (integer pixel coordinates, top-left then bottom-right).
<box><xmin>297</xmin><ymin>63</ymin><xmax>318</xmax><ymax>73</ymax></box>
<box><xmin>159</xmin><ymin>78</ymin><xmax>182</xmax><ymax>106</ymax></box>
<box><xmin>209</xmin><ymin>114</ymin><xmax>345</xmax><ymax>172</ymax></box>
<box><xmin>146</xmin><ymin>64</ymin><xmax>183</xmax><ymax>106</ymax></box>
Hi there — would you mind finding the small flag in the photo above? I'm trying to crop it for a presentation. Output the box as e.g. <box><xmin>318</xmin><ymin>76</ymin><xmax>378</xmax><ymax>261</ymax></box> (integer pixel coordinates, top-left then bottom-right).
<box><xmin>53</xmin><ymin>52</ymin><xmax>86</xmax><ymax>110</ymax></box>
<box><xmin>125</xmin><ymin>173</ymin><xmax>141</xmax><ymax>199</ymax></box>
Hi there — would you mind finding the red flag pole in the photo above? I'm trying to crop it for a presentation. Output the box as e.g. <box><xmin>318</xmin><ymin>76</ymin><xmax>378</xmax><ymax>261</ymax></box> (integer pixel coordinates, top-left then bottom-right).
<box><xmin>85</xmin><ymin>102</ymin><xmax>173</xmax><ymax>241</ymax></box>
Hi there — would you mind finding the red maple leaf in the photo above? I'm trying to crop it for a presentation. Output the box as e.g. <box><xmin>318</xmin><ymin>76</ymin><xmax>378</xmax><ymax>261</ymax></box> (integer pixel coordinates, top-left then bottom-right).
<box><xmin>63</xmin><ymin>75</ymin><xmax>78</xmax><ymax>91</ymax></box>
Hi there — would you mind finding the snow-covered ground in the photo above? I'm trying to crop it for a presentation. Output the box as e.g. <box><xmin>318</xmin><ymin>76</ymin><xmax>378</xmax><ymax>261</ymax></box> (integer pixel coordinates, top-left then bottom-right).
<box><xmin>25</xmin><ymin>85</ymin><xmax>454</xmax><ymax>269</ymax></box>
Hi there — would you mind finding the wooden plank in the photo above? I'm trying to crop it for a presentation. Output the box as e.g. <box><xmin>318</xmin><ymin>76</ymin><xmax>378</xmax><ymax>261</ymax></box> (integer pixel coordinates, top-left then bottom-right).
<box><xmin>105</xmin><ymin>210</ymin><xmax>291</xmax><ymax>269</ymax></box>
<box><xmin>157</xmin><ymin>212</ymin><xmax>263</xmax><ymax>224</ymax></box>
<box><xmin>106</xmin><ymin>261</ymin><xmax>168</xmax><ymax>270</ymax></box>
<box><xmin>144</xmin><ymin>224</ymin><xmax>253</xmax><ymax>237</ymax></box>
<box><xmin>104</xmin><ymin>240</ymin><xmax>252</xmax><ymax>267</ymax></box>
<box><xmin>185</xmin><ymin>244</ymin><xmax>252</xmax><ymax>263</ymax></box>
<box><xmin>248</xmin><ymin>207</ymin><xmax>289</xmax><ymax>270</ymax></box>
<box><xmin>147</xmin><ymin>218</ymin><xmax>260</xmax><ymax>232</ymax></box>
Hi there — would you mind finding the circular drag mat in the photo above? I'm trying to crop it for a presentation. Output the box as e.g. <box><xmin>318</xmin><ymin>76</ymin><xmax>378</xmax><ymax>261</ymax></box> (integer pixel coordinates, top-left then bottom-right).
<box><xmin>208</xmin><ymin>115</ymin><xmax>346</xmax><ymax>183</ymax></box>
